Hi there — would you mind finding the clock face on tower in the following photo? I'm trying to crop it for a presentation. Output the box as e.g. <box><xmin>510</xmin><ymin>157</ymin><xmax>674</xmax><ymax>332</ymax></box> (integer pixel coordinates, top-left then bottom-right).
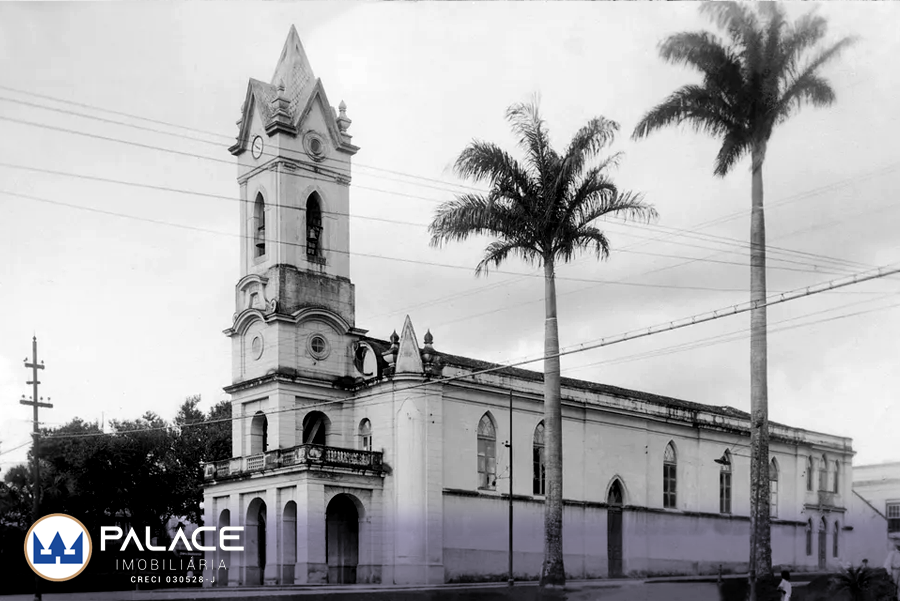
<box><xmin>251</xmin><ymin>135</ymin><xmax>263</xmax><ymax>160</ymax></box>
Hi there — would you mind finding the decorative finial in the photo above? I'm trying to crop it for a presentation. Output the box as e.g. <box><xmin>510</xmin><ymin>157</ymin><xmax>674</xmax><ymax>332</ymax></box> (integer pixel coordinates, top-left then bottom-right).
<box><xmin>337</xmin><ymin>100</ymin><xmax>352</xmax><ymax>134</ymax></box>
<box><xmin>424</xmin><ymin>329</ymin><xmax>433</xmax><ymax>346</ymax></box>
<box><xmin>390</xmin><ymin>330</ymin><xmax>399</xmax><ymax>346</ymax></box>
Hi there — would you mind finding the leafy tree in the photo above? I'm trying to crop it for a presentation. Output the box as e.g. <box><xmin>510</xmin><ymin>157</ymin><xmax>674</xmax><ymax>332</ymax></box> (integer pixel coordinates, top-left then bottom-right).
<box><xmin>632</xmin><ymin>4</ymin><xmax>854</xmax><ymax>596</ymax></box>
<box><xmin>429</xmin><ymin>98</ymin><xmax>656</xmax><ymax>586</ymax></box>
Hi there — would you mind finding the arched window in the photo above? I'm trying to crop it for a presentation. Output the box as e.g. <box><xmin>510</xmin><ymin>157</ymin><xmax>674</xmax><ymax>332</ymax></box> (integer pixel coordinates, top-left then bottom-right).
<box><xmin>805</xmin><ymin>519</ymin><xmax>813</xmax><ymax>556</ymax></box>
<box><xmin>832</xmin><ymin>460</ymin><xmax>840</xmax><ymax>494</ymax></box>
<box><xmin>302</xmin><ymin>411</ymin><xmax>328</xmax><ymax>446</ymax></box>
<box><xmin>608</xmin><ymin>479</ymin><xmax>624</xmax><ymax>505</ymax></box>
<box><xmin>769</xmin><ymin>458</ymin><xmax>779</xmax><ymax>518</ymax></box>
<box><xmin>719</xmin><ymin>450</ymin><xmax>732</xmax><ymax>514</ymax></box>
<box><xmin>663</xmin><ymin>442</ymin><xmax>677</xmax><ymax>509</ymax></box>
<box><xmin>358</xmin><ymin>418</ymin><xmax>372</xmax><ymax>452</ymax></box>
<box><xmin>806</xmin><ymin>456</ymin><xmax>814</xmax><ymax>492</ymax></box>
<box><xmin>306</xmin><ymin>194</ymin><xmax>323</xmax><ymax>258</ymax></box>
<box><xmin>477</xmin><ymin>413</ymin><xmax>496</xmax><ymax>490</ymax></box>
<box><xmin>819</xmin><ymin>455</ymin><xmax>828</xmax><ymax>491</ymax></box>
<box><xmin>833</xmin><ymin>520</ymin><xmax>839</xmax><ymax>557</ymax></box>
<box><xmin>250</xmin><ymin>411</ymin><xmax>268</xmax><ymax>454</ymax></box>
<box><xmin>533</xmin><ymin>421</ymin><xmax>546</xmax><ymax>496</ymax></box>
<box><xmin>253</xmin><ymin>193</ymin><xmax>266</xmax><ymax>257</ymax></box>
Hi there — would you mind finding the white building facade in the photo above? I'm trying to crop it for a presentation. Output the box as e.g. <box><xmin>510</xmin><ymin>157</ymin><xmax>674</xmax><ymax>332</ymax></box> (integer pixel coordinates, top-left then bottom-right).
<box><xmin>201</xmin><ymin>27</ymin><xmax>879</xmax><ymax>586</ymax></box>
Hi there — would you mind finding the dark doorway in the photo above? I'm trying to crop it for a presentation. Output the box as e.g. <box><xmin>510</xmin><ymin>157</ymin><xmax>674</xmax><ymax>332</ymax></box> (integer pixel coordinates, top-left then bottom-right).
<box><xmin>818</xmin><ymin>518</ymin><xmax>827</xmax><ymax>569</ymax></box>
<box><xmin>246</xmin><ymin>499</ymin><xmax>267</xmax><ymax>585</ymax></box>
<box><xmin>326</xmin><ymin>494</ymin><xmax>359</xmax><ymax>584</ymax></box>
<box><xmin>607</xmin><ymin>480</ymin><xmax>624</xmax><ymax>578</ymax></box>
<box><xmin>258</xmin><ymin>504</ymin><xmax>267</xmax><ymax>584</ymax></box>
<box><xmin>217</xmin><ymin>509</ymin><xmax>231</xmax><ymax>587</ymax></box>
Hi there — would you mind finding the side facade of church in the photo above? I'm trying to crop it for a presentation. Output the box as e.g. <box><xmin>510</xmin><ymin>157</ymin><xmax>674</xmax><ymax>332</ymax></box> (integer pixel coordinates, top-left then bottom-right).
<box><xmin>201</xmin><ymin>27</ymin><xmax>884</xmax><ymax>587</ymax></box>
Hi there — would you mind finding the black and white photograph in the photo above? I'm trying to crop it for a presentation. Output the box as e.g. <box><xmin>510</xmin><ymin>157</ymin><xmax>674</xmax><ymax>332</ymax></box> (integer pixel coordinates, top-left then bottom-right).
<box><xmin>1</xmin><ymin>3</ymin><xmax>899</xmax><ymax>601</ymax></box>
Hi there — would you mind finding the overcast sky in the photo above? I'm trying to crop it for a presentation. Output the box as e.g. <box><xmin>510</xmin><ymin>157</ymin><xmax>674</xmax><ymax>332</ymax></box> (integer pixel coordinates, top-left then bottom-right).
<box><xmin>1</xmin><ymin>2</ymin><xmax>899</xmax><ymax>472</ymax></box>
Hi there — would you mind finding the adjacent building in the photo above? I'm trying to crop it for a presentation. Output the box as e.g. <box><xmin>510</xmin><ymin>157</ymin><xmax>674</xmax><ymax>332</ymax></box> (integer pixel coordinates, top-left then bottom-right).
<box><xmin>201</xmin><ymin>26</ymin><xmax>883</xmax><ymax>586</ymax></box>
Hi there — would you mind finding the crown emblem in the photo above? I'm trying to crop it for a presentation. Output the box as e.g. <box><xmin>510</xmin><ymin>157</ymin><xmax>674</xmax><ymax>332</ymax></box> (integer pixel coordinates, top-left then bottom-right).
<box><xmin>32</xmin><ymin>531</ymin><xmax>83</xmax><ymax>565</ymax></box>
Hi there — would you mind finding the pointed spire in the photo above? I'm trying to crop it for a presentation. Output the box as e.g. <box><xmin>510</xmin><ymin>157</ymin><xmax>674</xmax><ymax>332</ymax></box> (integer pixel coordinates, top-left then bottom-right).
<box><xmin>395</xmin><ymin>315</ymin><xmax>424</xmax><ymax>375</ymax></box>
<box><xmin>270</xmin><ymin>25</ymin><xmax>315</xmax><ymax>119</ymax></box>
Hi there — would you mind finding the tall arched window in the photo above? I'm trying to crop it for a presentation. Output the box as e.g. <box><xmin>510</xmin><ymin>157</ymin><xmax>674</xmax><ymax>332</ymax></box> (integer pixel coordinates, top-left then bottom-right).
<box><xmin>533</xmin><ymin>421</ymin><xmax>546</xmax><ymax>495</ymax></box>
<box><xmin>769</xmin><ymin>458</ymin><xmax>779</xmax><ymax>518</ymax></box>
<box><xmin>253</xmin><ymin>193</ymin><xmax>266</xmax><ymax>257</ymax></box>
<box><xmin>358</xmin><ymin>418</ymin><xmax>372</xmax><ymax>452</ymax></box>
<box><xmin>805</xmin><ymin>519</ymin><xmax>813</xmax><ymax>556</ymax></box>
<box><xmin>477</xmin><ymin>414</ymin><xmax>497</xmax><ymax>490</ymax></box>
<box><xmin>663</xmin><ymin>442</ymin><xmax>677</xmax><ymax>509</ymax></box>
<box><xmin>806</xmin><ymin>456</ymin><xmax>814</xmax><ymax>492</ymax></box>
<box><xmin>250</xmin><ymin>411</ymin><xmax>268</xmax><ymax>454</ymax></box>
<box><xmin>833</xmin><ymin>520</ymin><xmax>840</xmax><ymax>557</ymax></box>
<box><xmin>832</xmin><ymin>460</ymin><xmax>840</xmax><ymax>494</ymax></box>
<box><xmin>819</xmin><ymin>454</ymin><xmax>828</xmax><ymax>491</ymax></box>
<box><xmin>306</xmin><ymin>194</ymin><xmax>323</xmax><ymax>258</ymax></box>
<box><xmin>302</xmin><ymin>411</ymin><xmax>328</xmax><ymax>446</ymax></box>
<box><xmin>719</xmin><ymin>450</ymin><xmax>732</xmax><ymax>514</ymax></box>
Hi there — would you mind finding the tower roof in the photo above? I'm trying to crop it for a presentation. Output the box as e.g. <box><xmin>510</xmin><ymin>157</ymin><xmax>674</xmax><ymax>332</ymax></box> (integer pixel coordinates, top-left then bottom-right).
<box><xmin>270</xmin><ymin>25</ymin><xmax>316</xmax><ymax>120</ymax></box>
<box><xmin>230</xmin><ymin>25</ymin><xmax>358</xmax><ymax>156</ymax></box>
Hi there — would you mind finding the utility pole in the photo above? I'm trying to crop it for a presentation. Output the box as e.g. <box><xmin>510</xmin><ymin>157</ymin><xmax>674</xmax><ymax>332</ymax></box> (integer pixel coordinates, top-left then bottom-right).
<box><xmin>507</xmin><ymin>389</ymin><xmax>513</xmax><ymax>586</ymax></box>
<box><xmin>19</xmin><ymin>336</ymin><xmax>52</xmax><ymax>601</ymax></box>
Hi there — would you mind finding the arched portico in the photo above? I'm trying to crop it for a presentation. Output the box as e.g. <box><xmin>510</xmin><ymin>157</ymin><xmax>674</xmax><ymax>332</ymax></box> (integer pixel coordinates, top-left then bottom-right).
<box><xmin>245</xmin><ymin>498</ymin><xmax>267</xmax><ymax>585</ymax></box>
<box><xmin>216</xmin><ymin>509</ymin><xmax>231</xmax><ymax>587</ymax></box>
<box><xmin>282</xmin><ymin>501</ymin><xmax>297</xmax><ymax>584</ymax></box>
<box><xmin>326</xmin><ymin>493</ymin><xmax>362</xmax><ymax>584</ymax></box>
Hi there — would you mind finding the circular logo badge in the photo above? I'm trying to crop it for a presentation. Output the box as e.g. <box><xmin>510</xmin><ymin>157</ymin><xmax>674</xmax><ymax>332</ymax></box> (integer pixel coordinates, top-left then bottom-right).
<box><xmin>24</xmin><ymin>513</ymin><xmax>92</xmax><ymax>581</ymax></box>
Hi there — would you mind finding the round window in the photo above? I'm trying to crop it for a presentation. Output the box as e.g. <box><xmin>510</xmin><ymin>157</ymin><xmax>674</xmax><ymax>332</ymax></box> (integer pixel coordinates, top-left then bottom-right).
<box><xmin>251</xmin><ymin>335</ymin><xmax>263</xmax><ymax>360</ymax></box>
<box><xmin>304</xmin><ymin>132</ymin><xmax>326</xmax><ymax>161</ymax></box>
<box><xmin>308</xmin><ymin>334</ymin><xmax>330</xmax><ymax>360</ymax></box>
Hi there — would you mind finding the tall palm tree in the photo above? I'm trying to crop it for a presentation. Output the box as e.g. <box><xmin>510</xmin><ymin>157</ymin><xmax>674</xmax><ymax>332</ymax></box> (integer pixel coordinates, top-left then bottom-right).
<box><xmin>632</xmin><ymin>3</ymin><xmax>854</xmax><ymax>597</ymax></box>
<box><xmin>430</xmin><ymin>99</ymin><xmax>656</xmax><ymax>587</ymax></box>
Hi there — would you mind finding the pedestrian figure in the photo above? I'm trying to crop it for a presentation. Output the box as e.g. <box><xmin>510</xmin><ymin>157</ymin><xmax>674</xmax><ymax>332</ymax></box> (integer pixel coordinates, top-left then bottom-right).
<box><xmin>777</xmin><ymin>570</ymin><xmax>792</xmax><ymax>601</ymax></box>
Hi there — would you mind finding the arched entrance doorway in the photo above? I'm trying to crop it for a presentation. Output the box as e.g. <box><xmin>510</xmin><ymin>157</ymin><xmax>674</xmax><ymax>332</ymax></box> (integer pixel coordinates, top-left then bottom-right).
<box><xmin>326</xmin><ymin>494</ymin><xmax>359</xmax><ymax>584</ymax></box>
<box><xmin>216</xmin><ymin>509</ymin><xmax>231</xmax><ymax>586</ymax></box>
<box><xmin>818</xmin><ymin>517</ymin><xmax>827</xmax><ymax>569</ymax></box>
<box><xmin>282</xmin><ymin>501</ymin><xmax>297</xmax><ymax>584</ymax></box>
<box><xmin>246</xmin><ymin>499</ymin><xmax>267</xmax><ymax>585</ymax></box>
<box><xmin>607</xmin><ymin>479</ymin><xmax>624</xmax><ymax>578</ymax></box>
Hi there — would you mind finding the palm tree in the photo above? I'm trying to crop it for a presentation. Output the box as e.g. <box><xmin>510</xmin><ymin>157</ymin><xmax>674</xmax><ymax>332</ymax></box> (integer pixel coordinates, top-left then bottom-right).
<box><xmin>429</xmin><ymin>99</ymin><xmax>656</xmax><ymax>587</ymax></box>
<box><xmin>632</xmin><ymin>3</ymin><xmax>854</xmax><ymax>597</ymax></box>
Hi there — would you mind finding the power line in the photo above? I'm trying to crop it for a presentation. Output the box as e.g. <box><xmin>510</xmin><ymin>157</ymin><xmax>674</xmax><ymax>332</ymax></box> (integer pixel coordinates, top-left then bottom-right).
<box><xmin>0</xmin><ymin>440</ymin><xmax>33</xmax><ymax>458</ymax></box>
<box><xmin>39</xmin><ymin>261</ymin><xmax>900</xmax><ymax>441</ymax></box>
<box><xmin>3</xmin><ymin>87</ymin><xmax>894</xmax><ymax>276</ymax></box>
<box><xmin>564</xmin><ymin>292</ymin><xmax>900</xmax><ymax>375</ymax></box>
<box><xmin>0</xmin><ymin>87</ymin><xmax>486</xmax><ymax>195</ymax></box>
<box><xmin>0</xmin><ymin>159</ymin><xmax>862</xmax><ymax>280</ymax></box>
<box><xmin>5</xmin><ymin>187</ymin><xmax>815</xmax><ymax>294</ymax></box>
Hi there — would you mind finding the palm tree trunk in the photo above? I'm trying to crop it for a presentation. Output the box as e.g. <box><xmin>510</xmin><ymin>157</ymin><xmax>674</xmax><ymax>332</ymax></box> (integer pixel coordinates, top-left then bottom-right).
<box><xmin>540</xmin><ymin>256</ymin><xmax>566</xmax><ymax>587</ymax></box>
<box><xmin>748</xmin><ymin>143</ymin><xmax>772</xmax><ymax>601</ymax></box>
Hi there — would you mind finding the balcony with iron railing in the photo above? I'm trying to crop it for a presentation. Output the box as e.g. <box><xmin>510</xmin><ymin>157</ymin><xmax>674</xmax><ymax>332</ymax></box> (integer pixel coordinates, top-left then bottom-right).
<box><xmin>203</xmin><ymin>443</ymin><xmax>384</xmax><ymax>481</ymax></box>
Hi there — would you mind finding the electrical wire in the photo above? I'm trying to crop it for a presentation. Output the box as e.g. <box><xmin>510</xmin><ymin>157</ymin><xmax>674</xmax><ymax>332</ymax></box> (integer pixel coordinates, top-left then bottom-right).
<box><xmin>36</xmin><ymin>260</ymin><xmax>900</xmax><ymax>441</ymax></box>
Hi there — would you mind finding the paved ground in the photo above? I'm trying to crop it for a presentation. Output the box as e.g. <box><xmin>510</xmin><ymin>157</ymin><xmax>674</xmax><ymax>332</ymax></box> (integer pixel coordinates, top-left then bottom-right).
<box><xmin>1</xmin><ymin>581</ymin><xmax>721</xmax><ymax>601</ymax></box>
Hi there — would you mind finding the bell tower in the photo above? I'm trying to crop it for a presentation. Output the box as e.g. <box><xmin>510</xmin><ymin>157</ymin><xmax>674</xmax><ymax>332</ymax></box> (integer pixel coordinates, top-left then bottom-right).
<box><xmin>224</xmin><ymin>26</ymin><xmax>363</xmax><ymax>455</ymax></box>
<box><xmin>229</xmin><ymin>25</ymin><xmax>358</xmax><ymax>325</ymax></box>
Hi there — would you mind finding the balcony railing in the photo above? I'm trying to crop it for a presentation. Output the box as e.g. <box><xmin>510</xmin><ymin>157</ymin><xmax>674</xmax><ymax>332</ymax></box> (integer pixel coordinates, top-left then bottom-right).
<box><xmin>818</xmin><ymin>490</ymin><xmax>837</xmax><ymax>507</ymax></box>
<box><xmin>203</xmin><ymin>443</ymin><xmax>384</xmax><ymax>481</ymax></box>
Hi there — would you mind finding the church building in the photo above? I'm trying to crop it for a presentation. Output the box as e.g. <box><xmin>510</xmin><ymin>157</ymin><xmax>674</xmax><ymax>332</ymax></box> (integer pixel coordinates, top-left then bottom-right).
<box><xmin>201</xmin><ymin>27</ymin><xmax>871</xmax><ymax>586</ymax></box>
